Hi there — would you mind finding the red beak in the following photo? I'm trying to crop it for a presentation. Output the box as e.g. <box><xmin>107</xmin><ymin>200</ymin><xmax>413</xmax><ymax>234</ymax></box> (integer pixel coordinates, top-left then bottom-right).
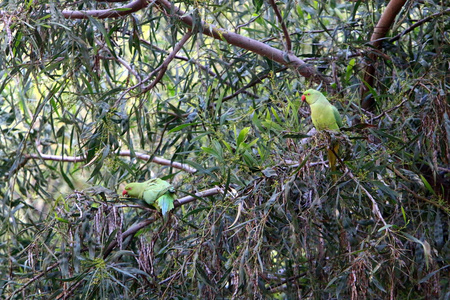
<box><xmin>301</xmin><ymin>95</ymin><xmax>306</xmax><ymax>101</ymax></box>
<box><xmin>122</xmin><ymin>190</ymin><xmax>128</xmax><ymax>196</ymax></box>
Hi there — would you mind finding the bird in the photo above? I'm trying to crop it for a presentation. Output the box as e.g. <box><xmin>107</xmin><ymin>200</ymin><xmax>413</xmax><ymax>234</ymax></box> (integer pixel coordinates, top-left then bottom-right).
<box><xmin>301</xmin><ymin>89</ymin><xmax>343</xmax><ymax>171</ymax></box>
<box><xmin>122</xmin><ymin>178</ymin><xmax>175</xmax><ymax>217</ymax></box>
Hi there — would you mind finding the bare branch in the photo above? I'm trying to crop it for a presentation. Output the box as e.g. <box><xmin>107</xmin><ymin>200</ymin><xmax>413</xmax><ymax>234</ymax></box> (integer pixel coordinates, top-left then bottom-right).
<box><xmin>25</xmin><ymin>153</ymin><xmax>86</xmax><ymax>163</ymax></box>
<box><xmin>371</xmin><ymin>98</ymin><xmax>408</xmax><ymax>121</ymax></box>
<box><xmin>103</xmin><ymin>218</ymin><xmax>155</xmax><ymax>258</ymax></box>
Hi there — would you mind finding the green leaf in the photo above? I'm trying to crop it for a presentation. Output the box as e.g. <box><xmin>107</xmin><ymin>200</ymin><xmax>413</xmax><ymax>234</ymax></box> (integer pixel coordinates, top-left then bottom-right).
<box><xmin>168</xmin><ymin>122</ymin><xmax>199</xmax><ymax>133</ymax></box>
<box><xmin>252</xmin><ymin>0</ymin><xmax>263</xmax><ymax>13</ymax></box>
<box><xmin>419</xmin><ymin>174</ymin><xmax>436</xmax><ymax>195</ymax></box>
<box><xmin>236</xmin><ymin>127</ymin><xmax>250</xmax><ymax>148</ymax></box>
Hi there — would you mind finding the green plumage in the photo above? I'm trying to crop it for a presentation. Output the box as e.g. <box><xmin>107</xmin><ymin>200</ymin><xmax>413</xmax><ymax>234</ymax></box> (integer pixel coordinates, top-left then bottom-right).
<box><xmin>302</xmin><ymin>89</ymin><xmax>342</xmax><ymax>171</ymax></box>
<box><xmin>123</xmin><ymin>178</ymin><xmax>175</xmax><ymax>217</ymax></box>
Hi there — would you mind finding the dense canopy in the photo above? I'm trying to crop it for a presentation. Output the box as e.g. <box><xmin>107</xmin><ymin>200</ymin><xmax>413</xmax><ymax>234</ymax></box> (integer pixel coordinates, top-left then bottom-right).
<box><xmin>0</xmin><ymin>0</ymin><xmax>449</xmax><ymax>298</ymax></box>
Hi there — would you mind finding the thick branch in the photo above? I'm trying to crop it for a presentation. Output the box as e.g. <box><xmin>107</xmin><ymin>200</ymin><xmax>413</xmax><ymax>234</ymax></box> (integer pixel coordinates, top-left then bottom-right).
<box><xmin>155</xmin><ymin>0</ymin><xmax>332</xmax><ymax>88</ymax></box>
<box><xmin>360</xmin><ymin>0</ymin><xmax>407</xmax><ymax>110</ymax></box>
<box><xmin>41</xmin><ymin>0</ymin><xmax>329</xmax><ymax>87</ymax></box>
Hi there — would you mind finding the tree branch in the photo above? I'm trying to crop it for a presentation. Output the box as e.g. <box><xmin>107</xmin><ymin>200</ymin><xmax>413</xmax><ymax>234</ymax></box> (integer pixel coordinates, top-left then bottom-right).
<box><xmin>140</xmin><ymin>30</ymin><xmax>193</xmax><ymax>98</ymax></box>
<box><xmin>268</xmin><ymin>0</ymin><xmax>292</xmax><ymax>53</ymax></box>
<box><xmin>60</xmin><ymin>0</ymin><xmax>150</xmax><ymax>19</ymax></box>
<box><xmin>25</xmin><ymin>0</ymin><xmax>329</xmax><ymax>88</ymax></box>
<box><xmin>24</xmin><ymin>150</ymin><xmax>197</xmax><ymax>173</ymax></box>
<box><xmin>154</xmin><ymin>0</ymin><xmax>332</xmax><ymax>88</ymax></box>
<box><xmin>360</xmin><ymin>0</ymin><xmax>407</xmax><ymax>110</ymax></box>
<box><xmin>174</xmin><ymin>187</ymin><xmax>223</xmax><ymax>206</ymax></box>
<box><xmin>103</xmin><ymin>187</ymin><xmax>223</xmax><ymax>257</ymax></box>
<box><xmin>222</xmin><ymin>67</ymin><xmax>287</xmax><ymax>101</ymax></box>
<box><xmin>389</xmin><ymin>8</ymin><xmax>450</xmax><ymax>43</ymax></box>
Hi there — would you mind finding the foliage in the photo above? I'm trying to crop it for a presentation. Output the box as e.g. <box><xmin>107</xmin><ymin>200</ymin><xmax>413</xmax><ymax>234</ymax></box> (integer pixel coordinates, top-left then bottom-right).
<box><xmin>0</xmin><ymin>0</ymin><xmax>449</xmax><ymax>299</ymax></box>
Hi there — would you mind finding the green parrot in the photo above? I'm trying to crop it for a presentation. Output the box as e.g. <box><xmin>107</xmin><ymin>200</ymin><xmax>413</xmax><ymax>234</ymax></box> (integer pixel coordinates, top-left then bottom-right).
<box><xmin>301</xmin><ymin>89</ymin><xmax>343</xmax><ymax>171</ymax></box>
<box><xmin>122</xmin><ymin>178</ymin><xmax>175</xmax><ymax>217</ymax></box>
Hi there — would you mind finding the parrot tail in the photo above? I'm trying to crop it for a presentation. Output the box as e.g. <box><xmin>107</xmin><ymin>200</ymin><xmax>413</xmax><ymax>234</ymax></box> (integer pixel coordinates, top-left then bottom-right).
<box><xmin>327</xmin><ymin>143</ymin><xmax>340</xmax><ymax>172</ymax></box>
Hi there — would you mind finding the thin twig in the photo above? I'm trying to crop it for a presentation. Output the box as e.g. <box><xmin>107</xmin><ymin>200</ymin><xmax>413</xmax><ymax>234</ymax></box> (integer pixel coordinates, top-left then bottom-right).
<box><xmin>24</xmin><ymin>150</ymin><xmax>197</xmax><ymax>173</ymax></box>
<box><xmin>222</xmin><ymin>67</ymin><xmax>287</xmax><ymax>101</ymax></box>
<box><xmin>268</xmin><ymin>0</ymin><xmax>292</xmax><ymax>52</ymax></box>
<box><xmin>389</xmin><ymin>8</ymin><xmax>450</xmax><ymax>42</ymax></box>
<box><xmin>139</xmin><ymin>30</ymin><xmax>193</xmax><ymax>107</ymax></box>
<box><xmin>7</xmin><ymin>262</ymin><xmax>59</xmax><ymax>300</ymax></box>
<box><xmin>343</xmin><ymin>166</ymin><xmax>387</xmax><ymax>226</ymax></box>
<box><xmin>400</xmin><ymin>184</ymin><xmax>449</xmax><ymax>213</ymax></box>
<box><xmin>371</xmin><ymin>98</ymin><xmax>408</xmax><ymax>121</ymax></box>
<box><xmin>95</xmin><ymin>38</ymin><xmax>142</xmax><ymax>84</ymax></box>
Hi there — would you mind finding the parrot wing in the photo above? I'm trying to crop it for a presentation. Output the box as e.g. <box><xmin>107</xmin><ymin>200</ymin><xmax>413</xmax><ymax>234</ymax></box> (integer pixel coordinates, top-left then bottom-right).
<box><xmin>142</xmin><ymin>178</ymin><xmax>175</xmax><ymax>216</ymax></box>
<box><xmin>142</xmin><ymin>179</ymin><xmax>172</xmax><ymax>203</ymax></box>
<box><xmin>332</xmin><ymin>105</ymin><xmax>343</xmax><ymax>129</ymax></box>
<box><xmin>157</xmin><ymin>193</ymin><xmax>175</xmax><ymax>217</ymax></box>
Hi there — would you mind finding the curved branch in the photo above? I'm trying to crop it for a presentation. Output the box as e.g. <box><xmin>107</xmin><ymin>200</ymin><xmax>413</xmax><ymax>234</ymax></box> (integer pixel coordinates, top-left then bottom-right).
<box><xmin>140</xmin><ymin>30</ymin><xmax>193</xmax><ymax>96</ymax></box>
<box><xmin>174</xmin><ymin>187</ymin><xmax>223</xmax><ymax>206</ymax></box>
<box><xmin>44</xmin><ymin>0</ymin><xmax>328</xmax><ymax>87</ymax></box>
<box><xmin>61</xmin><ymin>0</ymin><xmax>150</xmax><ymax>19</ymax></box>
<box><xmin>117</xmin><ymin>150</ymin><xmax>197</xmax><ymax>173</ymax></box>
<box><xmin>389</xmin><ymin>8</ymin><xmax>450</xmax><ymax>43</ymax></box>
<box><xmin>103</xmin><ymin>218</ymin><xmax>155</xmax><ymax>258</ymax></box>
<box><xmin>154</xmin><ymin>0</ymin><xmax>332</xmax><ymax>88</ymax></box>
<box><xmin>360</xmin><ymin>0</ymin><xmax>407</xmax><ymax>110</ymax></box>
<box><xmin>23</xmin><ymin>150</ymin><xmax>197</xmax><ymax>173</ymax></box>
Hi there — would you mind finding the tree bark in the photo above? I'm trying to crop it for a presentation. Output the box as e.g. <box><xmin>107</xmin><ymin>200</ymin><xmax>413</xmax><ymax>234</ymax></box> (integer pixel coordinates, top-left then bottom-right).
<box><xmin>361</xmin><ymin>0</ymin><xmax>407</xmax><ymax>110</ymax></box>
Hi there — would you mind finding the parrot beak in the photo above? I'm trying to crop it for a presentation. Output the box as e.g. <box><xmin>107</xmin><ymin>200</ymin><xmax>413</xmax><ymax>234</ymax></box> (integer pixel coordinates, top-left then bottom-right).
<box><xmin>122</xmin><ymin>190</ymin><xmax>128</xmax><ymax>196</ymax></box>
<box><xmin>301</xmin><ymin>95</ymin><xmax>306</xmax><ymax>101</ymax></box>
